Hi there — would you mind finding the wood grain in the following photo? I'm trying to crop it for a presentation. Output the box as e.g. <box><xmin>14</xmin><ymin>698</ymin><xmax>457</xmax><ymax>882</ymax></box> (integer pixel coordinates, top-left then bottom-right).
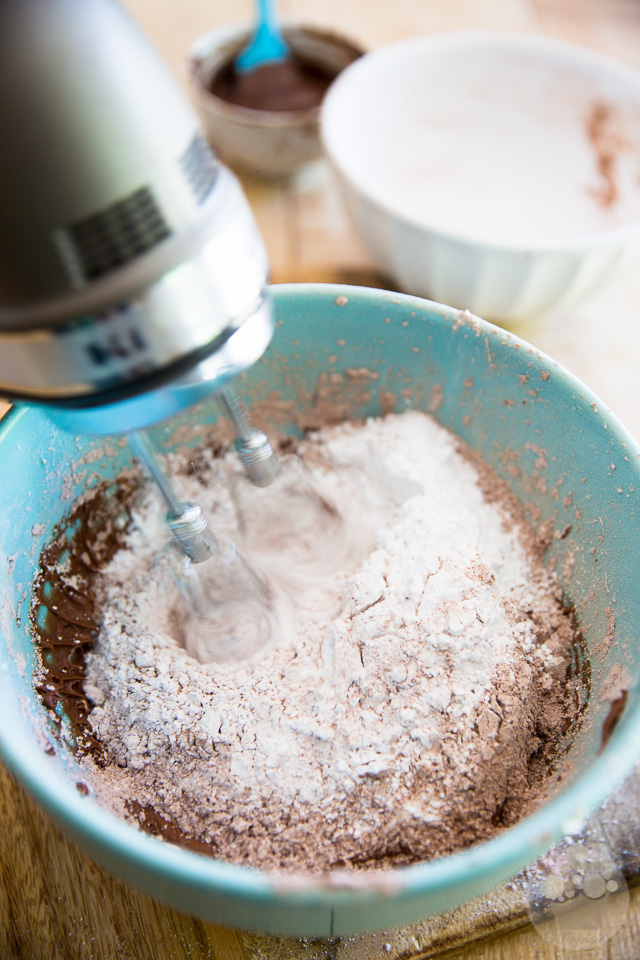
<box><xmin>3</xmin><ymin>0</ymin><xmax>640</xmax><ymax>957</ymax></box>
<box><xmin>0</xmin><ymin>763</ymin><xmax>249</xmax><ymax>960</ymax></box>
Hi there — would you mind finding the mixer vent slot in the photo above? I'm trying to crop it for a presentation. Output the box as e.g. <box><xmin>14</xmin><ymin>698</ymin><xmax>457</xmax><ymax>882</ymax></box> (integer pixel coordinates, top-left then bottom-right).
<box><xmin>52</xmin><ymin>186</ymin><xmax>171</xmax><ymax>288</ymax></box>
<box><xmin>180</xmin><ymin>132</ymin><xmax>219</xmax><ymax>204</ymax></box>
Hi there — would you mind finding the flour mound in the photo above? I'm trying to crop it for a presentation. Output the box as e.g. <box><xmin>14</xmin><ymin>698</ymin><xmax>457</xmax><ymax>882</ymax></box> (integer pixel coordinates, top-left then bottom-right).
<box><xmin>81</xmin><ymin>411</ymin><xmax>578</xmax><ymax>873</ymax></box>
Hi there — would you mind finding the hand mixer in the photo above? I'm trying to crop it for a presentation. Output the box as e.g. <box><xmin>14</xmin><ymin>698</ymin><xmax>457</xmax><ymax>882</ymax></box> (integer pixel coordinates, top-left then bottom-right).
<box><xmin>0</xmin><ymin>0</ymin><xmax>284</xmax><ymax>643</ymax></box>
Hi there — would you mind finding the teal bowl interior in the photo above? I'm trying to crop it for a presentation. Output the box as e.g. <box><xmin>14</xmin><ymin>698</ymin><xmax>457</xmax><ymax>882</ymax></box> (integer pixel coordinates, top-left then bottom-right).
<box><xmin>1</xmin><ymin>283</ymin><xmax>639</xmax><ymax>937</ymax></box>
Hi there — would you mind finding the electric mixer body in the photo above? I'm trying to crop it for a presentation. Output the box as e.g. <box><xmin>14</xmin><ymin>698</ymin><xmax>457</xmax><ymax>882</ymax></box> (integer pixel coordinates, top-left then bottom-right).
<box><xmin>0</xmin><ymin>0</ymin><xmax>282</xmax><ymax>579</ymax></box>
<box><xmin>0</xmin><ymin>0</ymin><xmax>274</xmax><ymax>438</ymax></box>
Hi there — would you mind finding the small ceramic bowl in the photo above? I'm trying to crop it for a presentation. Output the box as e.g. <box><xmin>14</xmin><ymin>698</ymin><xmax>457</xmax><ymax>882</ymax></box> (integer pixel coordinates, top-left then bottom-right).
<box><xmin>188</xmin><ymin>23</ymin><xmax>364</xmax><ymax>178</ymax></box>
<box><xmin>321</xmin><ymin>32</ymin><xmax>640</xmax><ymax>321</ymax></box>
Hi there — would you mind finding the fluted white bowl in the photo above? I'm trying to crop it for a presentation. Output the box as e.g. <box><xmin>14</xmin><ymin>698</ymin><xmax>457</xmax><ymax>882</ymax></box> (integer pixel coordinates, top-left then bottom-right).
<box><xmin>321</xmin><ymin>32</ymin><xmax>640</xmax><ymax>321</ymax></box>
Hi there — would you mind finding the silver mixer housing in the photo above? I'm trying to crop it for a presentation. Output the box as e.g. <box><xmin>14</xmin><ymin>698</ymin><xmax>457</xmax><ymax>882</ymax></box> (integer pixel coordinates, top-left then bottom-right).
<box><xmin>0</xmin><ymin>0</ymin><xmax>273</xmax><ymax>434</ymax></box>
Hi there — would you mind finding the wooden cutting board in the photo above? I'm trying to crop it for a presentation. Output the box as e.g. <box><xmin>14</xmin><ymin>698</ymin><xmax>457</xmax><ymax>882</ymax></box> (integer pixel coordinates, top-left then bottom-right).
<box><xmin>3</xmin><ymin>757</ymin><xmax>640</xmax><ymax>960</ymax></box>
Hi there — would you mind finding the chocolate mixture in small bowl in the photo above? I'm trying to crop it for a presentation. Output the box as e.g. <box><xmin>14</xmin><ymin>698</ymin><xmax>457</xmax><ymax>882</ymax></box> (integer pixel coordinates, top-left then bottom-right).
<box><xmin>210</xmin><ymin>57</ymin><xmax>335</xmax><ymax>114</ymax></box>
<box><xmin>188</xmin><ymin>24</ymin><xmax>364</xmax><ymax>177</ymax></box>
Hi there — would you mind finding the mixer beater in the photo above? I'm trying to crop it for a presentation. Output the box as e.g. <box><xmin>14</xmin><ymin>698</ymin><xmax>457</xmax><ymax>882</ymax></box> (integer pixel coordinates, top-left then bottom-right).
<box><xmin>126</xmin><ymin>386</ymin><xmax>286</xmax><ymax>660</ymax></box>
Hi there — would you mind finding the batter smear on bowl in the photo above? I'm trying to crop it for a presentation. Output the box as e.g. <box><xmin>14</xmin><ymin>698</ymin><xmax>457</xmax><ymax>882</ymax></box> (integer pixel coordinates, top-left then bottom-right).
<box><xmin>33</xmin><ymin>411</ymin><xmax>585</xmax><ymax>873</ymax></box>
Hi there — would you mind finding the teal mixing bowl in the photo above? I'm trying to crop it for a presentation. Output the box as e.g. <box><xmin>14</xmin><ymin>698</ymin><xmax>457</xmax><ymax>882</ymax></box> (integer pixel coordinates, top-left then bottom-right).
<box><xmin>0</xmin><ymin>284</ymin><xmax>639</xmax><ymax>936</ymax></box>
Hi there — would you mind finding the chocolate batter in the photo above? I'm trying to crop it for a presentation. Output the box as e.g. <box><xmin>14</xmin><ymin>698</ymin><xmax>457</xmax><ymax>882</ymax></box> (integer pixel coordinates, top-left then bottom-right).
<box><xmin>210</xmin><ymin>57</ymin><xmax>335</xmax><ymax>113</ymax></box>
<box><xmin>32</xmin><ymin>477</ymin><xmax>136</xmax><ymax>762</ymax></box>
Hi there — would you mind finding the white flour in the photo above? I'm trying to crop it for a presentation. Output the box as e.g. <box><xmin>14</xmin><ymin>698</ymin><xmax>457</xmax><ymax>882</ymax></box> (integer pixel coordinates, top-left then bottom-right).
<box><xmin>81</xmin><ymin>411</ymin><xmax>575</xmax><ymax>871</ymax></box>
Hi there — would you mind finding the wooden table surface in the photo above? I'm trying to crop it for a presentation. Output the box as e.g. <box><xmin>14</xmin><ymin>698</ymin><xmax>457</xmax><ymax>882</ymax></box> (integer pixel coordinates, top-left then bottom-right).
<box><xmin>4</xmin><ymin>0</ymin><xmax>640</xmax><ymax>958</ymax></box>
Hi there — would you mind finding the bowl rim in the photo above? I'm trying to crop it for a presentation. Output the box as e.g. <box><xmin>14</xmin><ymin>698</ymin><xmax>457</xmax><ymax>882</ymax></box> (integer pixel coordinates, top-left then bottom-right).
<box><xmin>320</xmin><ymin>30</ymin><xmax>640</xmax><ymax>255</ymax></box>
<box><xmin>2</xmin><ymin>282</ymin><xmax>640</xmax><ymax>928</ymax></box>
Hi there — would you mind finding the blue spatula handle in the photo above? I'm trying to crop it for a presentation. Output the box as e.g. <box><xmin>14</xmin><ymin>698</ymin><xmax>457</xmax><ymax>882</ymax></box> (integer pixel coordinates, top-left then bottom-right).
<box><xmin>236</xmin><ymin>0</ymin><xmax>289</xmax><ymax>72</ymax></box>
